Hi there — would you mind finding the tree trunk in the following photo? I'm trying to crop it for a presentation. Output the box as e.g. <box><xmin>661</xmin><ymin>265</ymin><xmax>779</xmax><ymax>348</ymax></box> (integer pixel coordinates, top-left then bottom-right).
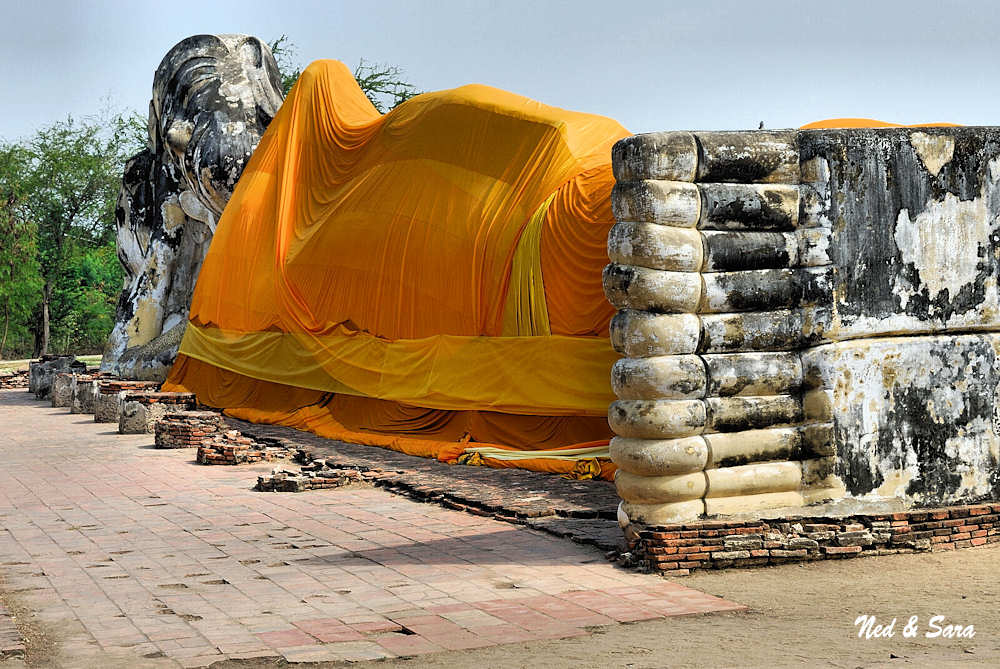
<box><xmin>0</xmin><ymin>299</ymin><xmax>8</xmax><ymax>359</ymax></box>
<box><xmin>40</xmin><ymin>281</ymin><xmax>51</xmax><ymax>357</ymax></box>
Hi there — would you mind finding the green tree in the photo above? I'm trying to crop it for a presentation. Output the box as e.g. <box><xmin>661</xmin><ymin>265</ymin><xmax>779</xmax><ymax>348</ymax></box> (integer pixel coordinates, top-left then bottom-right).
<box><xmin>268</xmin><ymin>35</ymin><xmax>420</xmax><ymax>111</ymax></box>
<box><xmin>0</xmin><ymin>143</ymin><xmax>42</xmax><ymax>358</ymax></box>
<box><xmin>352</xmin><ymin>59</ymin><xmax>420</xmax><ymax>113</ymax></box>
<box><xmin>6</xmin><ymin>111</ymin><xmax>142</xmax><ymax>356</ymax></box>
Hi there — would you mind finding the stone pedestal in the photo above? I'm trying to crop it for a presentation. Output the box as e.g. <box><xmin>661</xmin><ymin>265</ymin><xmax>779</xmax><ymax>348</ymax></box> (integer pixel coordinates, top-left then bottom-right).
<box><xmin>95</xmin><ymin>380</ymin><xmax>160</xmax><ymax>423</ymax></box>
<box><xmin>69</xmin><ymin>375</ymin><xmax>109</xmax><ymax>414</ymax></box>
<box><xmin>118</xmin><ymin>392</ymin><xmax>196</xmax><ymax>434</ymax></box>
<box><xmin>28</xmin><ymin>356</ymin><xmax>84</xmax><ymax>399</ymax></box>
<box><xmin>50</xmin><ymin>373</ymin><xmax>75</xmax><ymax>408</ymax></box>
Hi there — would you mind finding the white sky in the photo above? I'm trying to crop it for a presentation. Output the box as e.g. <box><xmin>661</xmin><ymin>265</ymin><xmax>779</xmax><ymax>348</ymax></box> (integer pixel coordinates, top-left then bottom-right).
<box><xmin>2</xmin><ymin>0</ymin><xmax>998</xmax><ymax>141</ymax></box>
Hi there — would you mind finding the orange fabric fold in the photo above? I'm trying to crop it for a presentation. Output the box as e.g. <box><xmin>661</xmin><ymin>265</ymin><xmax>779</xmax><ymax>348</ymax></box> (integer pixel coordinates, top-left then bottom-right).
<box><xmin>165</xmin><ymin>354</ymin><xmax>615</xmax><ymax>479</ymax></box>
<box><xmin>165</xmin><ymin>59</ymin><xmax>629</xmax><ymax>479</ymax></box>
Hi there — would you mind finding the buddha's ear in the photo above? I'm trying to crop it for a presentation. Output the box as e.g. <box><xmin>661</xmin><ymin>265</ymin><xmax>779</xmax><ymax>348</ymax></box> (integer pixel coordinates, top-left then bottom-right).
<box><xmin>165</xmin><ymin>120</ymin><xmax>194</xmax><ymax>154</ymax></box>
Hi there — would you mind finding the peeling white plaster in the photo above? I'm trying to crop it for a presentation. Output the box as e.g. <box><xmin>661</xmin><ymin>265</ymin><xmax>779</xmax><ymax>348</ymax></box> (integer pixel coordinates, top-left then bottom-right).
<box><xmin>893</xmin><ymin>192</ymin><xmax>992</xmax><ymax>300</ymax></box>
<box><xmin>910</xmin><ymin>132</ymin><xmax>955</xmax><ymax>177</ymax></box>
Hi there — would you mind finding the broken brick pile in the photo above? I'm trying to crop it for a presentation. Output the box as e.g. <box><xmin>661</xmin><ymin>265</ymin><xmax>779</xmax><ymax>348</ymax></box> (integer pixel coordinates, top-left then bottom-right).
<box><xmin>196</xmin><ymin>430</ymin><xmax>297</xmax><ymax>465</ymax></box>
<box><xmin>95</xmin><ymin>380</ymin><xmax>160</xmax><ymax>423</ymax></box>
<box><xmin>151</xmin><ymin>409</ymin><xmax>296</xmax><ymax>464</ymax></box>
<box><xmin>256</xmin><ymin>458</ymin><xmax>377</xmax><ymax>491</ymax></box>
<box><xmin>155</xmin><ymin>410</ymin><xmax>226</xmax><ymax>448</ymax></box>
<box><xmin>630</xmin><ymin>503</ymin><xmax>1000</xmax><ymax>576</ymax></box>
<box><xmin>0</xmin><ymin>369</ymin><xmax>28</xmax><ymax>390</ymax></box>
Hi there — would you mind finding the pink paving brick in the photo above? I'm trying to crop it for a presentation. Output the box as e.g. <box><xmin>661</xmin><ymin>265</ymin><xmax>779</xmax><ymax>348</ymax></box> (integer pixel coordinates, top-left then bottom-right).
<box><xmin>377</xmin><ymin>632</ymin><xmax>446</xmax><ymax>655</ymax></box>
<box><xmin>0</xmin><ymin>389</ymin><xmax>745</xmax><ymax>667</ymax></box>
<box><xmin>256</xmin><ymin>628</ymin><xmax>319</xmax><ymax>647</ymax></box>
<box><xmin>349</xmin><ymin>619</ymin><xmax>404</xmax><ymax>634</ymax></box>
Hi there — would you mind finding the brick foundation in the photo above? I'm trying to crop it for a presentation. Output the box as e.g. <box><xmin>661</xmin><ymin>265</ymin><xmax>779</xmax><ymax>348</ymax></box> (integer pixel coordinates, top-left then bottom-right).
<box><xmin>630</xmin><ymin>503</ymin><xmax>1000</xmax><ymax>575</ymax></box>
<box><xmin>95</xmin><ymin>380</ymin><xmax>160</xmax><ymax>423</ymax></box>
<box><xmin>154</xmin><ymin>411</ymin><xmax>226</xmax><ymax>448</ymax></box>
<box><xmin>119</xmin><ymin>392</ymin><xmax>196</xmax><ymax>434</ymax></box>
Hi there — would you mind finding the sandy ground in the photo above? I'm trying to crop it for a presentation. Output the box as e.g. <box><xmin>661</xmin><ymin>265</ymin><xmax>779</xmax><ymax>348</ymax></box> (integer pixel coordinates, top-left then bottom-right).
<box><xmin>193</xmin><ymin>544</ymin><xmax>998</xmax><ymax>668</ymax></box>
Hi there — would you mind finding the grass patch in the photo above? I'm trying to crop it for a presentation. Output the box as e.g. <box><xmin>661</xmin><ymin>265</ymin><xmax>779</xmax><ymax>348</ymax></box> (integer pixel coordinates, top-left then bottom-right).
<box><xmin>0</xmin><ymin>354</ymin><xmax>102</xmax><ymax>373</ymax></box>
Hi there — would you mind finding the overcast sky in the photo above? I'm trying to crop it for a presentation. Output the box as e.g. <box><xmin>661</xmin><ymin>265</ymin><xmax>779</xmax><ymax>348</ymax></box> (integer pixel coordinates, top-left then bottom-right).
<box><xmin>3</xmin><ymin>0</ymin><xmax>998</xmax><ymax>141</ymax></box>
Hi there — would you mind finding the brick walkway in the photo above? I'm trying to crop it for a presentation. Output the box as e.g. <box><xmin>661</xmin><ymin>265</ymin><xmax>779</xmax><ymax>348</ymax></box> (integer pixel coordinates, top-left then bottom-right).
<box><xmin>0</xmin><ymin>390</ymin><xmax>744</xmax><ymax>667</ymax></box>
<box><xmin>231</xmin><ymin>416</ymin><xmax>626</xmax><ymax>551</ymax></box>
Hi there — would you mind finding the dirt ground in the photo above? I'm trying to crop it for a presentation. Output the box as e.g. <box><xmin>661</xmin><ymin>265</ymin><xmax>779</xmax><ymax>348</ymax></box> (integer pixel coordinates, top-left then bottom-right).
<box><xmin>205</xmin><ymin>544</ymin><xmax>998</xmax><ymax>668</ymax></box>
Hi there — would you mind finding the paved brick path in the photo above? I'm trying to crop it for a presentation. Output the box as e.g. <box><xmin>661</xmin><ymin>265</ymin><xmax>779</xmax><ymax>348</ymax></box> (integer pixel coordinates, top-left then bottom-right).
<box><xmin>0</xmin><ymin>390</ymin><xmax>743</xmax><ymax>667</ymax></box>
<box><xmin>231</xmin><ymin>417</ymin><xmax>626</xmax><ymax>551</ymax></box>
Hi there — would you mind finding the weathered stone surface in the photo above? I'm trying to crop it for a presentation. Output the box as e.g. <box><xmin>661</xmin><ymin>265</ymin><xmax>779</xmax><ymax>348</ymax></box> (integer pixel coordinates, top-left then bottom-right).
<box><xmin>607</xmin><ymin>126</ymin><xmax>1000</xmax><ymax>524</ymax></box>
<box><xmin>611</xmin><ymin>130</ymin><xmax>798</xmax><ymax>184</ymax></box>
<box><xmin>803</xmin><ymin>334</ymin><xmax>1000</xmax><ymax>506</ymax></box>
<box><xmin>608</xmin><ymin>399</ymin><xmax>706</xmax><ymax>439</ymax></box>
<box><xmin>118</xmin><ymin>392</ymin><xmax>196</xmax><ymax>433</ymax></box>
<box><xmin>611</xmin><ymin>354</ymin><xmax>706</xmax><ymax>400</ymax></box>
<box><xmin>702</xmin><ymin>231</ymin><xmax>798</xmax><ymax>271</ymax></box>
<box><xmin>94</xmin><ymin>380</ymin><xmax>160</xmax><ymax>423</ymax></box>
<box><xmin>69</xmin><ymin>376</ymin><xmax>100</xmax><ymax>414</ymax></box>
<box><xmin>609</xmin><ymin>435</ymin><xmax>709</xmax><ymax>477</ymax></box>
<box><xmin>102</xmin><ymin>34</ymin><xmax>283</xmax><ymax>381</ymax></box>
<box><xmin>610</xmin><ymin>310</ymin><xmax>700</xmax><ymax>357</ymax></box>
<box><xmin>50</xmin><ymin>373</ymin><xmax>75</xmax><ymax>408</ymax></box>
<box><xmin>28</xmin><ymin>356</ymin><xmax>84</xmax><ymax>399</ymax></box>
<box><xmin>800</xmin><ymin>127</ymin><xmax>1000</xmax><ymax>341</ymax></box>
<box><xmin>705</xmin><ymin>427</ymin><xmax>803</xmax><ymax>467</ymax></box>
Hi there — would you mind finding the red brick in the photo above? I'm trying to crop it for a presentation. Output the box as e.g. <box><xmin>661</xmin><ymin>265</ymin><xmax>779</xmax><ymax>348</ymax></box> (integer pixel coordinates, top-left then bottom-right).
<box><xmin>647</xmin><ymin>546</ymin><xmax>679</xmax><ymax>555</ymax></box>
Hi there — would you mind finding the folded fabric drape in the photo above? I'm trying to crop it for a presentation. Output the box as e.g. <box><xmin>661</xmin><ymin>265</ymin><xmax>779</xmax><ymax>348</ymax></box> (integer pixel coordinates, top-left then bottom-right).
<box><xmin>164</xmin><ymin>59</ymin><xmax>629</xmax><ymax>477</ymax></box>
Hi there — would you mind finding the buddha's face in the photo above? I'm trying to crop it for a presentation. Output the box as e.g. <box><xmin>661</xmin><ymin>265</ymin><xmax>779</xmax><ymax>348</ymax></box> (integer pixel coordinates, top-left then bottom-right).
<box><xmin>149</xmin><ymin>33</ymin><xmax>284</xmax><ymax>223</ymax></box>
